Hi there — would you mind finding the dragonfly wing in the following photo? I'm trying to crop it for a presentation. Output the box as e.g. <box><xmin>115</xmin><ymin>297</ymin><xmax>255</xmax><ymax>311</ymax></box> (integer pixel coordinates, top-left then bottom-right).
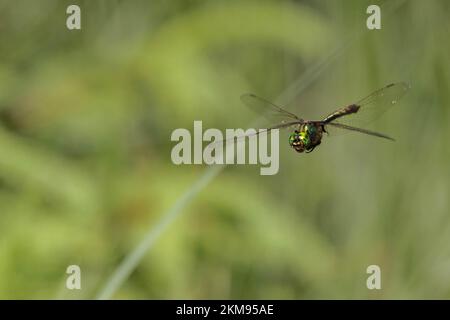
<box><xmin>325</xmin><ymin>122</ymin><xmax>395</xmax><ymax>141</ymax></box>
<box><xmin>322</xmin><ymin>82</ymin><xmax>410</xmax><ymax>127</ymax></box>
<box><xmin>240</xmin><ymin>93</ymin><xmax>301</xmax><ymax>122</ymax></box>
<box><xmin>208</xmin><ymin>120</ymin><xmax>303</xmax><ymax>149</ymax></box>
<box><xmin>356</xmin><ymin>82</ymin><xmax>410</xmax><ymax>107</ymax></box>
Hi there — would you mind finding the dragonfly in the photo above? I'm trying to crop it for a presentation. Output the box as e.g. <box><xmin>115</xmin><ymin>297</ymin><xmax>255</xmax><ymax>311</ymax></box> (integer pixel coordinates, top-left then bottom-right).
<box><xmin>237</xmin><ymin>82</ymin><xmax>410</xmax><ymax>153</ymax></box>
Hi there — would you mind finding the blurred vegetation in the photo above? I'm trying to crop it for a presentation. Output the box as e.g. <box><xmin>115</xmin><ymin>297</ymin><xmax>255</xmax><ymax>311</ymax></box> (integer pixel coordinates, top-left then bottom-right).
<box><xmin>0</xmin><ymin>0</ymin><xmax>449</xmax><ymax>299</ymax></box>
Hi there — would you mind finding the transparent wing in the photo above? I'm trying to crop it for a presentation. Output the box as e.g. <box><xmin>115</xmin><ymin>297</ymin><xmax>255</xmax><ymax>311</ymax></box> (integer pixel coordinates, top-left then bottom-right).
<box><xmin>325</xmin><ymin>122</ymin><xmax>395</xmax><ymax>141</ymax></box>
<box><xmin>240</xmin><ymin>93</ymin><xmax>301</xmax><ymax>122</ymax></box>
<box><xmin>205</xmin><ymin>120</ymin><xmax>302</xmax><ymax>150</ymax></box>
<box><xmin>323</xmin><ymin>82</ymin><xmax>410</xmax><ymax>127</ymax></box>
<box><xmin>322</xmin><ymin>82</ymin><xmax>410</xmax><ymax>137</ymax></box>
<box><xmin>205</xmin><ymin>94</ymin><xmax>303</xmax><ymax>153</ymax></box>
<box><xmin>356</xmin><ymin>82</ymin><xmax>410</xmax><ymax>107</ymax></box>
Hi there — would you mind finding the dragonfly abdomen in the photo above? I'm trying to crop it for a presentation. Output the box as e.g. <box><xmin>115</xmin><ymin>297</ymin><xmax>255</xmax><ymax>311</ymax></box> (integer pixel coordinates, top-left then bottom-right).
<box><xmin>323</xmin><ymin>104</ymin><xmax>360</xmax><ymax>123</ymax></box>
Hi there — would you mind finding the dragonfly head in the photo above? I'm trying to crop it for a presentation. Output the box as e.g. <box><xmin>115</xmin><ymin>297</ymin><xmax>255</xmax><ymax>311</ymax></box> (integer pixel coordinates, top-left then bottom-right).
<box><xmin>289</xmin><ymin>124</ymin><xmax>322</xmax><ymax>153</ymax></box>
<box><xmin>288</xmin><ymin>130</ymin><xmax>305</xmax><ymax>153</ymax></box>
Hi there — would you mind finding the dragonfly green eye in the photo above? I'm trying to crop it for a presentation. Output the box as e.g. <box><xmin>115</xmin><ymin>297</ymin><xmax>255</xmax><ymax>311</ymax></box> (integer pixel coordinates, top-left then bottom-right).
<box><xmin>288</xmin><ymin>132</ymin><xmax>298</xmax><ymax>146</ymax></box>
<box><xmin>289</xmin><ymin>131</ymin><xmax>306</xmax><ymax>153</ymax></box>
<box><xmin>300</xmin><ymin>130</ymin><xmax>310</xmax><ymax>146</ymax></box>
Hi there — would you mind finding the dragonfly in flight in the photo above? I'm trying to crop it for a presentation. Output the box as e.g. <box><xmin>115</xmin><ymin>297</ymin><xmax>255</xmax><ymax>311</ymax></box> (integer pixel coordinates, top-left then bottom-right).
<box><xmin>239</xmin><ymin>82</ymin><xmax>410</xmax><ymax>153</ymax></box>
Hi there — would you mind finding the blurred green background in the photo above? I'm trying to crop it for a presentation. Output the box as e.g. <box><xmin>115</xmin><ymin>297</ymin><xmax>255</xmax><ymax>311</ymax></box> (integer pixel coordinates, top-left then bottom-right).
<box><xmin>0</xmin><ymin>0</ymin><xmax>449</xmax><ymax>299</ymax></box>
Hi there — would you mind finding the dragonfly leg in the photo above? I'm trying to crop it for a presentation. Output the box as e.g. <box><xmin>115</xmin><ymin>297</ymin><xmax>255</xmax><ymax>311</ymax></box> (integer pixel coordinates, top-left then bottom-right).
<box><xmin>305</xmin><ymin>145</ymin><xmax>317</xmax><ymax>153</ymax></box>
<box><xmin>305</xmin><ymin>139</ymin><xmax>322</xmax><ymax>153</ymax></box>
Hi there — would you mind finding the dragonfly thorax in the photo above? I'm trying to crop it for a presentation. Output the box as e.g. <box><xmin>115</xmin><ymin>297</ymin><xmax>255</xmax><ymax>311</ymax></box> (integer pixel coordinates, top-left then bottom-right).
<box><xmin>288</xmin><ymin>123</ymin><xmax>323</xmax><ymax>153</ymax></box>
